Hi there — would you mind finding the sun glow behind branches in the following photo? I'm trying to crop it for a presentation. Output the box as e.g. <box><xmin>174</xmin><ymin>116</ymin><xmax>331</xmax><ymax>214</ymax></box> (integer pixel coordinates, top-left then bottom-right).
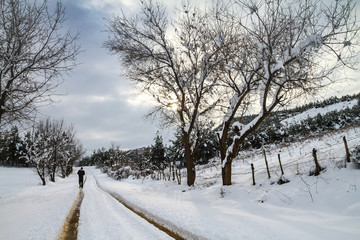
<box><xmin>171</xmin><ymin>102</ymin><xmax>179</xmax><ymax>112</ymax></box>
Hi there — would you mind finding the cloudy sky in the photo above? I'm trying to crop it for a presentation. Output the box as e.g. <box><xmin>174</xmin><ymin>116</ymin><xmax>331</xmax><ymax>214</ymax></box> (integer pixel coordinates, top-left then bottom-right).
<box><xmin>41</xmin><ymin>0</ymin><xmax>360</xmax><ymax>155</ymax></box>
<box><xmin>42</xmin><ymin>0</ymin><xmax>167</xmax><ymax>154</ymax></box>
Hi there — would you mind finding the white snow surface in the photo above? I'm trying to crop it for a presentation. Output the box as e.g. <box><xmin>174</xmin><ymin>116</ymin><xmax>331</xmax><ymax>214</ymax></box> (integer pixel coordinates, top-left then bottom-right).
<box><xmin>0</xmin><ymin>169</ymin><xmax>78</xmax><ymax>240</ymax></box>
<box><xmin>1</xmin><ymin>126</ymin><xmax>360</xmax><ymax>239</ymax></box>
<box><xmin>78</xmin><ymin>175</ymin><xmax>170</xmax><ymax>240</ymax></box>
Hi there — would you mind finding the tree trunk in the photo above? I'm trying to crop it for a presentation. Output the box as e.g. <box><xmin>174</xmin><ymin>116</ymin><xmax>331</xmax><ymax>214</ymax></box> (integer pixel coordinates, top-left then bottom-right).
<box><xmin>36</xmin><ymin>167</ymin><xmax>46</xmax><ymax>186</ymax></box>
<box><xmin>185</xmin><ymin>148</ymin><xmax>195</xmax><ymax>186</ymax></box>
<box><xmin>184</xmin><ymin>134</ymin><xmax>195</xmax><ymax>186</ymax></box>
<box><xmin>343</xmin><ymin>136</ymin><xmax>351</xmax><ymax>163</ymax></box>
<box><xmin>50</xmin><ymin>173</ymin><xmax>55</xmax><ymax>182</ymax></box>
<box><xmin>222</xmin><ymin>160</ymin><xmax>232</xmax><ymax>185</ymax></box>
<box><xmin>49</xmin><ymin>164</ymin><xmax>56</xmax><ymax>182</ymax></box>
<box><xmin>40</xmin><ymin>175</ymin><xmax>46</xmax><ymax>185</ymax></box>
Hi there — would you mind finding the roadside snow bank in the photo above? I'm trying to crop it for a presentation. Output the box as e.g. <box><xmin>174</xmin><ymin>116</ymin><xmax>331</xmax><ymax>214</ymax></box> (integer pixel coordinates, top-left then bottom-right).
<box><xmin>0</xmin><ymin>168</ymin><xmax>78</xmax><ymax>240</ymax></box>
<box><xmin>91</xmin><ymin>165</ymin><xmax>360</xmax><ymax>240</ymax></box>
<box><xmin>93</xmin><ymin>126</ymin><xmax>360</xmax><ymax>240</ymax></box>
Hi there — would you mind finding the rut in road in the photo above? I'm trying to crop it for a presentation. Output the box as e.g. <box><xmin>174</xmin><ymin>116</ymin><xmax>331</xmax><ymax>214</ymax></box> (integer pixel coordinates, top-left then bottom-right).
<box><xmin>58</xmin><ymin>189</ymin><xmax>84</xmax><ymax>240</ymax></box>
<box><xmin>59</xmin><ymin>174</ymin><xmax>185</xmax><ymax>239</ymax></box>
<box><xmin>94</xmin><ymin>179</ymin><xmax>186</xmax><ymax>240</ymax></box>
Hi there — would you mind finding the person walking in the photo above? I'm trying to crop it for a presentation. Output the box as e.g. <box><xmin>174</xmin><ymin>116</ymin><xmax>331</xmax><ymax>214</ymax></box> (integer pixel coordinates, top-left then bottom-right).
<box><xmin>77</xmin><ymin>167</ymin><xmax>85</xmax><ymax>188</ymax></box>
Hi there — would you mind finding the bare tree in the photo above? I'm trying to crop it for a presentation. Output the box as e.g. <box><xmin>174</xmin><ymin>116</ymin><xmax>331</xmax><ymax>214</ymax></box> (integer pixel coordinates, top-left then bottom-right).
<box><xmin>104</xmin><ymin>0</ymin><xmax>223</xmax><ymax>186</ymax></box>
<box><xmin>24</xmin><ymin>118</ymin><xmax>84</xmax><ymax>184</ymax></box>
<box><xmin>24</xmin><ymin>128</ymin><xmax>48</xmax><ymax>185</ymax></box>
<box><xmin>105</xmin><ymin>0</ymin><xmax>359</xmax><ymax>186</ymax></box>
<box><xmin>0</xmin><ymin>0</ymin><xmax>80</xmax><ymax>128</ymax></box>
<box><xmin>215</xmin><ymin>0</ymin><xmax>359</xmax><ymax>185</ymax></box>
<box><xmin>56</xmin><ymin>123</ymin><xmax>85</xmax><ymax>178</ymax></box>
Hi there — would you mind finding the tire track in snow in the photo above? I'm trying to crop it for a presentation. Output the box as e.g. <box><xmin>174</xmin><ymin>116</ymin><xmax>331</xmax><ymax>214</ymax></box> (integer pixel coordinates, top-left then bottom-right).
<box><xmin>58</xmin><ymin>188</ymin><xmax>84</xmax><ymax>240</ymax></box>
<box><xmin>94</xmin><ymin>178</ymin><xmax>185</xmax><ymax>240</ymax></box>
<box><xmin>78</xmin><ymin>175</ymin><xmax>175</xmax><ymax>239</ymax></box>
<box><xmin>58</xmin><ymin>173</ymin><xmax>200</xmax><ymax>240</ymax></box>
<box><xmin>94</xmin><ymin>178</ymin><xmax>204</xmax><ymax>240</ymax></box>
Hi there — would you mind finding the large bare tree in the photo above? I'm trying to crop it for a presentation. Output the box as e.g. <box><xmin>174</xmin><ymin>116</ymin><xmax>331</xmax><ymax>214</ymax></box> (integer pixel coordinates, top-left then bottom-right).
<box><xmin>215</xmin><ymin>0</ymin><xmax>359</xmax><ymax>185</ymax></box>
<box><xmin>105</xmin><ymin>0</ymin><xmax>223</xmax><ymax>186</ymax></box>
<box><xmin>0</xmin><ymin>0</ymin><xmax>80</xmax><ymax>128</ymax></box>
<box><xmin>105</xmin><ymin>0</ymin><xmax>359</xmax><ymax>186</ymax></box>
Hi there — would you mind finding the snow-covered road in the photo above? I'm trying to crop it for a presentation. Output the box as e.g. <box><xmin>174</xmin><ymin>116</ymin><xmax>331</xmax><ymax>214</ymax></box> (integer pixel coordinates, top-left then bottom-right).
<box><xmin>0</xmin><ymin>168</ymin><xmax>175</xmax><ymax>240</ymax></box>
<box><xmin>77</xmin><ymin>173</ymin><xmax>173</xmax><ymax>240</ymax></box>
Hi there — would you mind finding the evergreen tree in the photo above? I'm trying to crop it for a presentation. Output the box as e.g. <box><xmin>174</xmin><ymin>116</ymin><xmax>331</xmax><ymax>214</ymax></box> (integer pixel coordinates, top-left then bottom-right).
<box><xmin>0</xmin><ymin>127</ymin><xmax>26</xmax><ymax>166</ymax></box>
<box><xmin>194</xmin><ymin>123</ymin><xmax>219</xmax><ymax>164</ymax></box>
<box><xmin>168</xmin><ymin>124</ymin><xmax>219</xmax><ymax>166</ymax></box>
<box><xmin>150</xmin><ymin>132</ymin><xmax>166</xmax><ymax>170</ymax></box>
<box><xmin>77</xmin><ymin>156</ymin><xmax>94</xmax><ymax>167</ymax></box>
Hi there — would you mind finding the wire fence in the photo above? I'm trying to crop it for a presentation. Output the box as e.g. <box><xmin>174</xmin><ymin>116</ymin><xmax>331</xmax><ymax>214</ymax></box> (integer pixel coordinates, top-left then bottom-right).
<box><xmin>195</xmin><ymin>125</ymin><xmax>360</xmax><ymax>185</ymax></box>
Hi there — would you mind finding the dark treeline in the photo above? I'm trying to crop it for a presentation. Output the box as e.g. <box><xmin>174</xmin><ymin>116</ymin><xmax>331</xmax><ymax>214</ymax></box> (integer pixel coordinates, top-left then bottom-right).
<box><xmin>78</xmin><ymin>129</ymin><xmax>219</xmax><ymax>180</ymax></box>
<box><xmin>2</xmin><ymin>93</ymin><xmax>359</xmax><ymax>181</ymax></box>
<box><xmin>0</xmin><ymin>126</ymin><xmax>27</xmax><ymax>167</ymax></box>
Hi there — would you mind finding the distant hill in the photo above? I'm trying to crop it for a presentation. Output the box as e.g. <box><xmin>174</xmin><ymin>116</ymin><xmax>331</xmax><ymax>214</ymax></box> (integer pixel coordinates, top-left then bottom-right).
<box><xmin>227</xmin><ymin>93</ymin><xmax>360</xmax><ymax>150</ymax></box>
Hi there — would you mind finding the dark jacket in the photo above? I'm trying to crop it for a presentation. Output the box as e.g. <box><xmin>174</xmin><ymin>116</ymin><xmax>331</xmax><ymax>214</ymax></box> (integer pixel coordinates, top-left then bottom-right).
<box><xmin>77</xmin><ymin>169</ymin><xmax>85</xmax><ymax>182</ymax></box>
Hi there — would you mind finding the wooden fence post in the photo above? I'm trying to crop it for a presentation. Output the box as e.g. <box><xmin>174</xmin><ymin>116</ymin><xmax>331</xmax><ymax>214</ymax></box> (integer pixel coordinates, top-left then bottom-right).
<box><xmin>251</xmin><ymin>163</ymin><xmax>255</xmax><ymax>185</ymax></box>
<box><xmin>312</xmin><ymin>148</ymin><xmax>323</xmax><ymax>176</ymax></box>
<box><xmin>278</xmin><ymin>154</ymin><xmax>284</xmax><ymax>175</ymax></box>
<box><xmin>263</xmin><ymin>149</ymin><xmax>271</xmax><ymax>179</ymax></box>
<box><xmin>343</xmin><ymin>136</ymin><xmax>351</xmax><ymax>163</ymax></box>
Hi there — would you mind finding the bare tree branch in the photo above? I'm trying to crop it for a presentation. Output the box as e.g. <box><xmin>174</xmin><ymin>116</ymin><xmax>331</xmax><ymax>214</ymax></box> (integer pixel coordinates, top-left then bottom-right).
<box><xmin>216</xmin><ymin>0</ymin><xmax>360</xmax><ymax>185</ymax></box>
<box><xmin>0</xmin><ymin>0</ymin><xmax>81</xmax><ymax>128</ymax></box>
<box><xmin>105</xmin><ymin>0</ymin><xmax>225</xmax><ymax>186</ymax></box>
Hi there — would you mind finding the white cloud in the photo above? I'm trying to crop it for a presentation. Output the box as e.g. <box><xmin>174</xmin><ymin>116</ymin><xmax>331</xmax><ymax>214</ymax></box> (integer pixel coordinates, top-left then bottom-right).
<box><xmin>79</xmin><ymin>0</ymin><xmax>139</xmax><ymax>15</ymax></box>
<box><xmin>86</xmin><ymin>95</ymin><xmax>114</xmax><ymax>103</ymax></box>
<box><xmin>125</xmin><ymin>92</ymin><xmax>156</xmax><ymax>107</ymax></box>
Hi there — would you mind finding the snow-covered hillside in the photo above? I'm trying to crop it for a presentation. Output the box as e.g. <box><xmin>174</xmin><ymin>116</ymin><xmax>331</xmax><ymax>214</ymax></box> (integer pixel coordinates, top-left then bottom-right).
<box><xmin>281</xmin><ymin>99</ymin><xmax>358</xmax><ymax>126</ymax></box>
<box><xmin>1</xmin><ymin>123</ymin><xmax>360</xmax><ymax>239</ymax></box>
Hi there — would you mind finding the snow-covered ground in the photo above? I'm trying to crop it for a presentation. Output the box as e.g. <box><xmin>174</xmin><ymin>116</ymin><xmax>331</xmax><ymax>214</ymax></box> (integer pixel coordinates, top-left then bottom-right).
<box><xmin>96</xmin><ymin>126</ymin><xmax>360</xmax><ymax>240</ymax></box>
<box><xmin>78</xmin><ymin>174</ymin><xmax>171</xmax><ymax>240</ymax></box>
<box><xmin>1</xmin><ymin>125</ymin><xmax>359</xmax><ymax>239</ymax></box>
<box><xmin>0</xmin><ymin>168</ymin><xmax>78</xmax><ymax>240</ymax></box>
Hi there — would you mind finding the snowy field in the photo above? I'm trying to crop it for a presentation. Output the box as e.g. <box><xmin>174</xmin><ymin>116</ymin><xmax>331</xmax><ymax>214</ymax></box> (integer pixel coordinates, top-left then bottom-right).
<box><xmin>1</xmin><ymin>125</ymin><xmax>360</xmax><ymax>239</ymax></box>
